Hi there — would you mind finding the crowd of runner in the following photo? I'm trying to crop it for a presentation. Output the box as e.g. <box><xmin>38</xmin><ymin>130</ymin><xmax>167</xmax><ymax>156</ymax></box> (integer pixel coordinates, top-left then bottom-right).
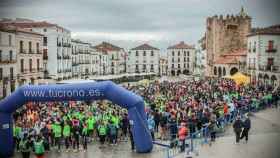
<box><xmin>12</xmin><ymin>78</ymin><xmax>280</xmax><ymax>158</ymax></box>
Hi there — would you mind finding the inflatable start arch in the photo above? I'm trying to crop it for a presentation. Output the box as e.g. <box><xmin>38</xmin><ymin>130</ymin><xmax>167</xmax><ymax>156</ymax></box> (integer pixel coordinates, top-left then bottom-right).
<box><xmin>0</xmin><ymin>81</ymin><xmax>153</xmax><ymax>157</ymax></box>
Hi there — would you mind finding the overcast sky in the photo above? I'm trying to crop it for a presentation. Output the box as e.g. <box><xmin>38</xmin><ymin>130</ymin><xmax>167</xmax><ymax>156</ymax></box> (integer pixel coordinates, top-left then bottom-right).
<box><xmin>0</xmin><ymin>0</ymin><xmax>279</xmax><ymax>50</ymax></box>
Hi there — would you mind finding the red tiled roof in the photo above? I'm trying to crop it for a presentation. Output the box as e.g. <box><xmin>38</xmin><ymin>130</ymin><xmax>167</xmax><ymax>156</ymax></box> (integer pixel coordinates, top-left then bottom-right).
<box><xmin>131</xmin><ymin>43</ymin><xmax>159</xmax><ymax>50</ymax></box>
<box><xmin>0</xmin><ymin>25</ymin><xmax>43</xmax><ymax>36</ymax></box>
<box><xmin>248</xmin><ymin>25</ymin><xmax>280</xmax><ymax>36</ymax></box>
<box><xmin>0</xmin><ymin>21</ymin><xmax>69</xmax><ymax>32</ymax></box>
<box><xmin>167</xmin><ymin>41</ymin><xmax>194</xmax><ymax>49</ymax></box>
<box><xmin>93</xmin><ymin>42</ymin><xmax>123</xmax><ymax>53</ymax></box>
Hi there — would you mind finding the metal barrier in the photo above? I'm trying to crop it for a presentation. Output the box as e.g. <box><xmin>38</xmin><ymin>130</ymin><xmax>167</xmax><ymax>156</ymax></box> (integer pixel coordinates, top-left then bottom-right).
<box><xmin>153</xmin><ymin>96</ymin><xmax>276</xmax><ymax>158</ymax></box>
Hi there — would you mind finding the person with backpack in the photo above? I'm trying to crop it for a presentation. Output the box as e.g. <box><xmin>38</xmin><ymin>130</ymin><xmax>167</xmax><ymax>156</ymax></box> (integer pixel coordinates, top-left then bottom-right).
<box><xmin>33</xmin><ymin>135</ymin><xmax>45</xmax><ymax>158</ymax></box>
<box><xmin>19</xmin><ymin>134</ymin><xmax>31</xmax><ymax>158</ymax></box>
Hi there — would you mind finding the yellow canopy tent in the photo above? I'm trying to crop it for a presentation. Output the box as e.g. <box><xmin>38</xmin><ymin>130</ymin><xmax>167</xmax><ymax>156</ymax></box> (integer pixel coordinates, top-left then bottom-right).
<box><xmin>138</xmin><ymin>79</ymin><xmax>150</xmax><ymax>86</ymax></box>
<box><xmin>226</xmin><ymin>72</ymin><xmax>250</xmax><ymax>85</ymax></box>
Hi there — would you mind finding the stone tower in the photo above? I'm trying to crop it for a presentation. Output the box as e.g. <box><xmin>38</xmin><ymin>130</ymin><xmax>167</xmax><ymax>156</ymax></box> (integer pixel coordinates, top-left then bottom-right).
<box><xmin>205</xmin><ymin>7</ymin><xmax>251</xmax><ymax>76</ymax></box>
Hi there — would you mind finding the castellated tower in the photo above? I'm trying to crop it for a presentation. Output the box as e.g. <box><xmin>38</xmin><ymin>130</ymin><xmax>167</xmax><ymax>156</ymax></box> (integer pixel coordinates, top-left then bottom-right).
<box><xmin>205</xmin><ymin>7</ymin><xmax>251</xmax><ymax>76</ymax></box>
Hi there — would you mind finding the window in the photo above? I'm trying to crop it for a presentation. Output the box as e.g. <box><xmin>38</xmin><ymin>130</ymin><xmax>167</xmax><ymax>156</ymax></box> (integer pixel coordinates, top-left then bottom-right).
<box><xmin>187</xmin><ymin>51</ymin><xmax>189</xmax><ymax>56</ymax></box>
<box><xmin>8</xmin><ymin>35</ymin><xmax>12</xmax><ymax>46</ymax></box>
<box><xmin>150</xmin><ymin>64</ymin><xmax>154</xmax><ymax>72</ymax></box>
<box><xmin>223</xmin><ymin>67</ymin><xmax>226</xmax><ymax>76</ymax></box>
<box><xmin>267</xmin><ymin>58</ymin><xmax>274</xmax><ymax>66</ymax></box>
<box><xmin>172</xmin><ymin>51</ymin><xmax>174</xmax><ymax>56</ymax></box>
<box><xmin>184</xmin><ymin>51</ymin><xmax>186</xmax><ymax>56</ymax></box>
<box><xmin>0</xmin><ymin>33</ymin><xmax>2</xmax><ymax>45</ymax></box>
<box><xmin>10</xmin><ymin>67</ymin><xmax>13</xmax><ymax>80</ymax></box>
<box><xmin>9</xmin><ymin>51</ymin><xmax>13</xmax><ymax>61</ymax></box>
<box><xmin>20</xmin><ymin>41</ymin><xmax>24</xmax><ymax>53</ymax></box>
<box><xmin>143</xmin><ymin>51</ymin><xmax>146</xmax><ymax>56</ymax></box>
<box><xmin>44</xmin><ymin>28</ymin><xmax>47</xmax><ymax>32</ymax></box>
<box><xmin>136</xmin><ymin>51</ymin><xmax>138</xmax><ymax>56</ymax></box>
<box><xmin>178</xmin><ymin>58</ymin><xmax>180</xmax><ymax>62</ymax></box>
<box><xmin>178</xmin><ymin>51</ymin><xmax>180</xmax><ymax>56</ymax></box>
<box><xmin>184</xmin><ymin>63</ymin><xmax>186</xmax><ymax>68</ymax></box>
<box><xmin>28</xmin><ymin>41</ymin><xmax>32</xmax><ymax>53</ymax></box>
<box><xmin>29</xmin><ymin>59</ymin><xmax>32</xmax><ymax>72</ymax></box>
<box><xmin>172</xmin><ymin>64</ymin><xmax>174</xmax><ymax>68</ymax></box>
<box><xmin>184</xmin><ymin>57</ymin><xmax>186</xmax><ymax>62</ymax></box>
<box><xmin>135</xmin><ymin>65</ymin><xmax>139</xmax><ymax>72</ymax></box>
<box><xmin>20</xmin><ymin>59</ymin><xmax>24</xmax><ymax>72</ymax></box>
<box><xmin>253</xmin><ymin>42</ymin><xmax>256</xmax><ymax>52</ymax></box>
<box><xmin>187</xmin><ymin>57</ymin><xmax>190</xmax><ymax>62</ymax></box>
<box><xmin>43</xmin><ymin>37</ymin><xmax>47</xmax><ymax>46</ymax></box>
<box><xmin>151</xmin><ymin>51</ymin><xmax>154</xmax><ymax>56</ymax></box>
<box><xmin>0</xmin><ymin>50</ymin><xmax>2</xmax><ymax>61</ymax></box>
<box><xmin>214</xmin><ymin>67</ymin><xmax>217</xmax><ymax>75</ymax></box>
<box><xmin>36</xmin><ymin>42</ymin><xmax>39</xmax><ymax>53</ymax></box>
<box><xmin>178</xmin><ymin>64</ymin><xmax>180</xmax><ymax>69</ymax></box>
<box><xmin>37</xmin><ymin>59</ymin><xmax>40</xmax><ymax>70</ymax></box>
<box><xmin>268</xmin><ymin>40</ymin><xmax>274</xmax><ymax>50</ymax></box>
<box><xmin>172</xmin><ymin>58</ymin><xmax>174</xmax><ymax>62</ymax></box>
<box><xmin>248</xmin><ymin>42</ymin><xmax>251</xmax><ymax>52</ymax></box>
<box><xmin>143</xmin><ymin>65</ymin><xmax>146</xmax><ymax>72</ymax></box>
<box><xmin>0</xmin><ymin>68</ymin><xmax>2</xmax><ymax>80</ymax></box>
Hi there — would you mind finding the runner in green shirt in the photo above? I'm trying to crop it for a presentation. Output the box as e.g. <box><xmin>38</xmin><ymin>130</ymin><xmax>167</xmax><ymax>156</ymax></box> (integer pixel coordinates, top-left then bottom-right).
<box><xmin>63</xmin><ymin>121</ymin><xmax>71</xmax><ymax>151</ymax></box>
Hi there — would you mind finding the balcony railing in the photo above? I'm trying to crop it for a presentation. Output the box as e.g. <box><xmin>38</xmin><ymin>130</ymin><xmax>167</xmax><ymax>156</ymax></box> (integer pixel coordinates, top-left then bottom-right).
<box><xmin>259</xmin><ymin>65</ymin><xmax>280</xmax><ymax>73</ymax></box>
<box><xmin>43</xmin><ymin>56</ymin><xmax>48</xmax><ymax>60</ymax></box>
<box><xmin>265</xmin><ymin>46</ymin><xmax>277</xmax><ymax>53</ymax></box>
<box><xmin>19</xmin><ymin>49</ymin><xmax>27</xmax><ymax>54</ymax></box>
<box><xmin>57</xmin><ymin>42</ymin><xmax>62</xmax><ymax>47</ymax></box>
<box><xmin>28</xmin><ymin>50</ymin><xmax>35</xmax><ymax>54</ymax></box>
<box><xmin>0</xmin><ymin>59</ymin><xmax>17</xmax><ymax>64</ymax></box>
<box><xmin>57</xmin><ymin>55</ymin><xmax>62</xmax><ymax>60</ymax></box>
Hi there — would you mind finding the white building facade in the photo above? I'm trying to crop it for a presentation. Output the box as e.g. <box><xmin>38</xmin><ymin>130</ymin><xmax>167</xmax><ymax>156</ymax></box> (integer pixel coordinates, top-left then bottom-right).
<box><xmin>16</xmin><ymin>29</ymin><xmax>44</xmax><ymax>85</ymax></box>
<box><xmin>128</xmin><ymin>44</ymin><xmax>160</xmax><ymax>74</ymax></box>
<box><xmin>93</xmin><ymin>42</ymin><xmax>125</xmax><ymax>75</ymax></box>
<box><xmin>0</xmin><ymin>20</ymin><xmax>72</xmax><ymax>80</ymax></box>
<box><xmin>167</xmin><ymin>41</ymin><xmax>195</xmax><ymax>76</ymax></box>
<box><xmin>0</xmin><ymin>28</ymin><xmax>17</xmax><ymax>99</ymax></box>
<box><xmin>71</xmin><ymin>39</ymin><xmax>91</xmax><ymax>79</ymax></box>
<box><xmin>247</xmin><ymin>25</ymin><xmax>280</xmax><ymax>86</ymax></box>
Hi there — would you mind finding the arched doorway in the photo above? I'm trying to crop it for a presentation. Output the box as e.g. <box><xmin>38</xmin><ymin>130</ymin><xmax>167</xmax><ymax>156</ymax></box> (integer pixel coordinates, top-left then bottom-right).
<box><xmin>214</xmin><ymin>66</ymin><xmax>217</xmax><ymax>76</ymax></box>
<box><xmin>183</xmin><ymin>69</ymin><xmax>189</xmax><ymax>75</ymax></box>
<box><xmin>0</xmin><ymin>81</ymin><xmax>153</xmax><ymax>156</ymax></box>
<box><xmin>223</xmin><ymin>67</ymin><xmax>226</xmax><ymax>76</ymax></box>
<box><xmin>177</xmin><ymin>70</ymin><xmax>181</xmax><ymax>76</ymax></box>
<box><xmin>230</xmin><ymin>67</ymin><xmax>238</xmax><ymax>75</ymax></box>
<box><xmin>218</xmin><ymin>67</ymin><xmax>222</xmax><ymax>77</ymax></box>
<box><xmin>171</xmin><ymin>70</ymin><xmax>175</xmax><ymax>76</ymax></box>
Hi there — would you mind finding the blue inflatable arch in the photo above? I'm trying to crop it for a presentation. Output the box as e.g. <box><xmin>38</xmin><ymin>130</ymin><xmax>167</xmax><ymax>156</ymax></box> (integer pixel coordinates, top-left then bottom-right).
<box><xmin>0</xmin><ymin>81</ymin><xmax>153</xmax><ymax>157</ymax></box>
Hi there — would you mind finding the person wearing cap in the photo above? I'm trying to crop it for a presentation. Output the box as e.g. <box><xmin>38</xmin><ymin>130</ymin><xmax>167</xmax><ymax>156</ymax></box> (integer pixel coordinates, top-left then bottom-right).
<box><xmin>233</xmin><ymin>115</ymin><xmax>243</xmax><ymax>144</ymax></box>
<box><xmin>240</xmin><ymin>113</ymin><xmax>251</xmax><ymax>143</ymax></box>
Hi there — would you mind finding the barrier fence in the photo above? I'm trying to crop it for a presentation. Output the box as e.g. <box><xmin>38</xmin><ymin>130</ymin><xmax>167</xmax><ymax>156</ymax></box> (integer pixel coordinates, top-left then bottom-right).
<box><xmin>152</xmin><ymin>95</ymin><xmax>278</xmax><ymax>158</ymax></box>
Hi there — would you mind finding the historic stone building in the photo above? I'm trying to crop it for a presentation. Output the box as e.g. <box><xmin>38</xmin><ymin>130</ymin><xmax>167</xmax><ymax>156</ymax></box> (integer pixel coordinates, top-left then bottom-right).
<box><xmin>205</xmin><ymin>7</ymin><xmax>251</xmax><ymax>76</ymax></box>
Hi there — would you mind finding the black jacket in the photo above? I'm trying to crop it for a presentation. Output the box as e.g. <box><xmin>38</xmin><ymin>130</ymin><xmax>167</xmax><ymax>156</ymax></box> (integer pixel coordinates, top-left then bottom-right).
<box><xmin>243</xmin><ymin>118</ymin><xmax>251</xmax><ymax>130</ymax></box>
<box><xmin>233</xmin><ymin>119</ymin><xmax>243</xmax><ymax>132</ymax></box>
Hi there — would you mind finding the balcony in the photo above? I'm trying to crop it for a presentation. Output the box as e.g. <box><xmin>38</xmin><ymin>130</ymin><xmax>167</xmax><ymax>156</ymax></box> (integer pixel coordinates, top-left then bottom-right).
<box><xmin>63</xmin><ymin>55</ymin><xmax>70</xmax><ymax>59</ymax></box>
<box><xmin>57</xmin><ymin>55</ymin><xmax>62</xmax><ymax>60</ymax></box>
<box><xmin>43</xmin><ymin>55</ymin><xmax>48</xmax><ymax>60</ymax></box>
<box><xmin>28</xmin><ymin>50</ymin><xmax>35</xmax><ymax>54</ymax></box>
<box><xmin>259</xmin><ymin>65</ymin><xmax>280</xmax><ymax>73</ymax></box>
<box><xmin>0</xmin><ymin>59</ymin><xmax>17</xmax><ymax>64</ymax></box>
<box><xmin>19</xmin><ymin>49</ymin><xmax>27</xmax><ymax>54</ymax></box>
<box><xmin>265</xmin><ymin>46</ymin><xmax>277</xmax><ymax>53</ymax></box>
<box><xmin>57</xmin><ymin>42</ymin><xmax>62</xmax><ymax>47</ymax></box>
<box><xmin>63</xmin><ymin>43</ymin><xmax>71</xmax><ymax>47</ymax></box>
